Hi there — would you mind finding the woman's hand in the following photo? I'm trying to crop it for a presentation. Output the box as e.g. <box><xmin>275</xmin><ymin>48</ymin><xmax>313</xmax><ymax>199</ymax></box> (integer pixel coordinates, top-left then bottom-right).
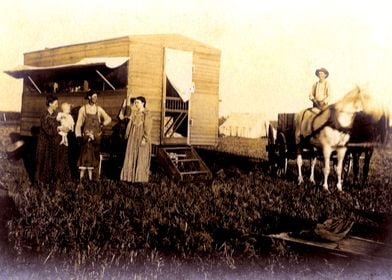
<box><xmin>58</xmin><ymin>126</ymin><xmax>70</xmax><ymax>133</ymax></box>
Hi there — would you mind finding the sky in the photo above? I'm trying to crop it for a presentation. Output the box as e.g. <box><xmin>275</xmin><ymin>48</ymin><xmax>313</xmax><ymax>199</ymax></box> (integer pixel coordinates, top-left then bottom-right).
<box><xmin>1</xmin><ymin>0</ymin><xmax>391</xmax><ymax>119</ymax></box>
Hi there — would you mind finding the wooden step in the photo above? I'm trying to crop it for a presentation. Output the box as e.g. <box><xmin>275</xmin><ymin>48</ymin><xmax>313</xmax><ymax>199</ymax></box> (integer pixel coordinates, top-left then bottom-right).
<box><xmin>163</xmin><ymin>146</ymin><xmax>192</xmax><ymax>151</ymax></box>
<box><xmin>177</xmin><ymin>158</ymin><xmax>200</xmax><ymax>163</ymax></box>
<box><xmin>180</xmin><ymin>170</ymin><xmax>209</xmax><ymax>175</ymax></box>
<box><xmin>157</xmin><ymin>146</ymin><xmax>212</xmax><ymax>180</ymax></box>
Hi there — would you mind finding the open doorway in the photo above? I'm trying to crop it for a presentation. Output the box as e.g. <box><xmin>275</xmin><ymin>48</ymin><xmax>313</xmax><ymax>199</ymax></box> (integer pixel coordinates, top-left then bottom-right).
<box><xmin>162</xmin><ymin>48</ymin><xmax>194</xmax><ymax>145</ymax></box>
<box><xmin>163</xmin><ymin>78</ymin><xmax>189</xmax><ymax>144</ymax></box>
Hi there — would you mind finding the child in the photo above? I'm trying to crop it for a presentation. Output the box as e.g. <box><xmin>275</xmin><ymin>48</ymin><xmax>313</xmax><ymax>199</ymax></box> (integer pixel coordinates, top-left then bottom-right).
<box><xmin>56</xmin><ymin>102</ymin><xmax>74</xmax><ymax>146</ymax></box>
<box><xmin>77</xmin><ymin>129</ymin><xmax>96</xmax><ymax>181</ymax></box>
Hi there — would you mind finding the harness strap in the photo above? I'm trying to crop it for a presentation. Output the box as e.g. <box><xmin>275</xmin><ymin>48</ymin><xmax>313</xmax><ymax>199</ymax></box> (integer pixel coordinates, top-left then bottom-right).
<box><xmin>300</xmin><ymin>105</ymin><xmax>352</xmax><ymax>146</ymax></box>
<box><xmin>322</xmin><ymin>106</ymin><xmax>352</xmax><ymax>134</ymax></box>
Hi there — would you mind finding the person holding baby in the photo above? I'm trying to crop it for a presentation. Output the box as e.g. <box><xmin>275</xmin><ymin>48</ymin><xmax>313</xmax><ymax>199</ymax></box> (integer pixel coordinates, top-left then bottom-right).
<box><xmin>75</xmin><ymin>91</ymin><xmax>112</xmax><ymax>181</ymax></box>
<box><xmin>35</xmin><ymin>95</ymin><xmax>61</xmax><ymax>184</ymax></box>
<box><xmin>56</xmin><ymin>102</ymin><xmax>74</xmax><ymax>181</ymax></box>
<box><xmin>35</xmin><ymin>95</ymin><xmax>74</xmax><ymax>185</ymax></box>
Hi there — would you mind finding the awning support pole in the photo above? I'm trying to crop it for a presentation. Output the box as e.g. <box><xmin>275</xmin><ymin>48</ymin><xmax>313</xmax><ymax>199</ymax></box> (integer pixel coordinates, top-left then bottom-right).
<box><xmin>27</xmin><ymin>76</ymin><xmax>42</xmax><ymax>94</ymax></box>
<box><xmin>95</xmin><ymin>70</ymin><xmax>115</xmax><ymax>90</ymax></box>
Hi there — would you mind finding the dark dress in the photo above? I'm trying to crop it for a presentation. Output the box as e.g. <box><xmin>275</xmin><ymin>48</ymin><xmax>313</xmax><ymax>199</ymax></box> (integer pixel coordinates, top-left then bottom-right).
<box><xmin>35</xmin><ymin>110</ymin><xmax>59</xmax><ymax>184</ymax></box>
<box><xmin>56</xmin><ymin>135</ymin><xmax>72</xmax><ymax>181</ymax></box>
<box><xmin>116</xmin><ymin>105</ymin><xmax>132</xmax><ymax>164</ymax></box>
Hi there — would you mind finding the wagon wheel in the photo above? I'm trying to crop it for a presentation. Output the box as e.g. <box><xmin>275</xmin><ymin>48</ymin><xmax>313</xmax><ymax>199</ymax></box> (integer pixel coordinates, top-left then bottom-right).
<box><xmin>275</xmin><ymin>132</ymin><xmax>288</xmax><ymax>177</ymax></box>
<box><xmin>267</xmin><ymin>124</ymin><xmax>278</xmax><ymax>174</ymax></box>
<box><xmin>267</xmin><ymin>123</ymin><xmax>276</xmax><ymax>146</ymax></box>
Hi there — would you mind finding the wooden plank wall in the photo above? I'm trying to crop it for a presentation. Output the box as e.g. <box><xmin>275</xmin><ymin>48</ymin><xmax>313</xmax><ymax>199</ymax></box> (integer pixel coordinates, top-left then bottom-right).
<box><xmin>277</xmin><ymin>113</ymin><xmax>296</xmax><ymax>148</ymax></box>
<box><xmin>128</xmin><ymin>34</ymin><xmax>221</xmax><ymax>146</ymax></box>
<box><xmin>24</xmin><ymin>37</ymin><xmax>130</xmax><ymax>66</ymax></box>
<box><xmin>21</xmin><ymin>37</ymin><xmax>130</xmax><ymax>136</ymax></box>
<box><xmin>20</xmin><ymin>92</ymin><xmax>84</xmax><ymax>136</ymax></box>
<box><xmin>128</xmin><ymin>41</ymin><xmax>164</xmax><ymax>145</ymax></box>
<box><xmin>20</xmin><ymin>90</ymin><xmax>126</xmax><ymax>136</ymax></box>
<box><xmin>156</xmin><ymin>35</ymin><xmax>221</xmax><ymax>146</ymax></box>
<box><xmin>190</xmin><ymin>51</ymin><xmax>220</xmax><ymax>146</ymax></box>
<box><xmin>20</xmin><ymin>35</ymin><xmax>221</xmax><ymax>146</ymax></box>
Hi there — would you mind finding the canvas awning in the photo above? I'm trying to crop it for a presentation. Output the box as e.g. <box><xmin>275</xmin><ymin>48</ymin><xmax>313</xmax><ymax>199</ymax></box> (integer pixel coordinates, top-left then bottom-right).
<box><xmin>165</xmin><ymin>48</ymin><xmax>194</xmax><ymax>102</ymax></box>
<box><xmin>4</xmin><ymin>57</ymin><xmax>129</xmax><ymax>79</ymax></box>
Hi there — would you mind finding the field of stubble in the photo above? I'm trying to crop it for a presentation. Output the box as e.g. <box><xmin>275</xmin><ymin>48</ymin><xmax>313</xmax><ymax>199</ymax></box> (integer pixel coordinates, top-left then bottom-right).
<box><xmin>1</xmin><ymin>134</ymin><xmax>392</xmax><ymax>279</ymax></box>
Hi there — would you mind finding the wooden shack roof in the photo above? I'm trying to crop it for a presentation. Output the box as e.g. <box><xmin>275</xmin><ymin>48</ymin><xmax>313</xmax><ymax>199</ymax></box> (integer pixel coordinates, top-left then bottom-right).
<box><xmin>23</xmin><ymin>34</ymin><xmax>220</xmax><ymax>56</ymax></box>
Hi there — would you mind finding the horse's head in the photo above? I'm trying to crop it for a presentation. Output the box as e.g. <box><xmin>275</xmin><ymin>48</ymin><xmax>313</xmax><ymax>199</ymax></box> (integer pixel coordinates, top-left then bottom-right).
<box><xmin>335</xmin><ymin>86</ymin><xmax>365</xmax><ymax>114</ymax></box>
<box><xmin>336</xmin><ymin>86</ymin><xmax>386</xmax><ymax>120</ymax></box>
<box><xmin>337</xmin><ymin>86</ymin><xmax>389</xmax><ymax>144</ymax></box>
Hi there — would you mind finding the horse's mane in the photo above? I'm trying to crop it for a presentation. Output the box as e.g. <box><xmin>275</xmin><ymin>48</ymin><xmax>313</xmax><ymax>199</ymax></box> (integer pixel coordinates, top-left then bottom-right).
<box><xmin>335</xmin><ymin>86</ymin><xmax>387</xmax><ymax>121</ymax></box>
<box><xmin>334</xmin><ymin>86</ymin><xmax>362</xmax><ymax>112</ymax></box>
<box><xmin>340</xmin><ymin>86</ymin><xmax>390</xmax><ymax>144</ymax></box>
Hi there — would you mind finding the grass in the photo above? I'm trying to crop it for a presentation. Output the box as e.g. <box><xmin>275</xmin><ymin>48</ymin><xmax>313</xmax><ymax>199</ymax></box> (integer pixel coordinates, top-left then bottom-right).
<box><xmin>1</xmin><ymin>135</ymin><xmax>392</xmax><ymax>278</ymax></box>
<box><xmin>200</xmin><ymin>136</ymin><xmax>268</xmax><ymax>160</ymax></box>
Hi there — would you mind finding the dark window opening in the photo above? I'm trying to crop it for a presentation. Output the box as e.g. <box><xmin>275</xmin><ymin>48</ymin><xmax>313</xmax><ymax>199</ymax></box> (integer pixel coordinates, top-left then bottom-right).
<box><xmin>24</xmin><ymin>63</ymin><xmax>128</xmax><ymax>94</ymax></box>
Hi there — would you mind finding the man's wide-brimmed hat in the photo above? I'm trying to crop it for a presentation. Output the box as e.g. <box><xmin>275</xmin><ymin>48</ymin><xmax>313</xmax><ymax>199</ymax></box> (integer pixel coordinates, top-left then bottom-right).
<box><xmin>84</xmin><ymin>90</ymin><xmax>98</xmax><ymax>100</ymax></box>
<box><xmin>315</xmin><ymin>67</ymin><xmax>329</xmax><ymax>78</ymax></box>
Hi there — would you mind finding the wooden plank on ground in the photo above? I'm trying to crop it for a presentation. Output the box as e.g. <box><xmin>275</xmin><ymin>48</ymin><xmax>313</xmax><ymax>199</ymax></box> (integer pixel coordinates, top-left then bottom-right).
<box><xmin>265</xmin><ymin>232</ymin><xmax>392</xmax><ymax>260</ymax></box>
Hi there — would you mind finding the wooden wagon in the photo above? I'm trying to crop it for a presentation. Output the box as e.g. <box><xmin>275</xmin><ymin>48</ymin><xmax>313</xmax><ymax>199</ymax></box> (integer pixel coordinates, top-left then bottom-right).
<box><xmin>266</xmin><ymin>112</ymin><xmax>389</xmax><ymax>181</ymax></box>
<box><xmin>266</xmin><ymin>113</ymin><xmax>298</xmax><ymax>176</ymax></box>
<box><xmin>5</xmin><ymin>34</ymin><xmax>221</xmax><ymax>179</ymax></box>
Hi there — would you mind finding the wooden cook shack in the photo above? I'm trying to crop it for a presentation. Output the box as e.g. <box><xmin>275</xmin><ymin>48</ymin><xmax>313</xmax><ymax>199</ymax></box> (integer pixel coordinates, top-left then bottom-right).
<box><xmin>6</xmin><ymin>34</ymin><xmax>221</xmax><ymax>179</ymax></box>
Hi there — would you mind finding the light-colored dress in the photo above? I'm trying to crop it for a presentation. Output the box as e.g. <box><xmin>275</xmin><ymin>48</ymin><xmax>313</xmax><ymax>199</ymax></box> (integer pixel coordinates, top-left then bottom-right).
<box><xmin>120</xmin><ymin>110</ymin><xmax>152</xmax><ymax>182</ymax></box>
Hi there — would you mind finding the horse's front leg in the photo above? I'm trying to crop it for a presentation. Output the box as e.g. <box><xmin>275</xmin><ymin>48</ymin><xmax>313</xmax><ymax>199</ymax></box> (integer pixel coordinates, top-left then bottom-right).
<box><xmin>335</xmin><ymin>147</ymin><xmax>347</xmax><ymax>192</ymax></box>
<box><xmin>322</xmin><ymin>147</ymin><xmax>332</xmax><ymax>191</ymax></box>
<box><xmin>297</xmin><ymin>154</ymin><xmax>304</xmax><ymax>185</ymax></box>
<box><xmin>309</xmin><ymin>156</ymin><xmax>317</xmax><ymax>184</ymax></box>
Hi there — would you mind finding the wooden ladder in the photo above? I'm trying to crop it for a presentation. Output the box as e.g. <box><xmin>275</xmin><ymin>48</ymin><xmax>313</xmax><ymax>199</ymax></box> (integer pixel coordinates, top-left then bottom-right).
<box><xmin>157</xmin><ymin>146</ymin><xmax>212</xmax><ymax>180</ymax></box>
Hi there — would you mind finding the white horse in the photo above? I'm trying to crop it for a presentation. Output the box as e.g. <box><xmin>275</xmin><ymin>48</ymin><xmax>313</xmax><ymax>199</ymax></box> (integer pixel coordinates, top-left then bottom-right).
<box><xmin>295</xmin><ymin>86</ymin><xmax>376</xmax><ymax>192</ymax></box>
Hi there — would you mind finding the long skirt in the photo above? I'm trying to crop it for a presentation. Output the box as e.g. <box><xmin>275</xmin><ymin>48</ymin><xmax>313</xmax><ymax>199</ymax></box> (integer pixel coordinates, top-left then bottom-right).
<box><xmin>120</xmin><ymin>136</ymin><xmax>151</xmax><ymax>182</ymax></box>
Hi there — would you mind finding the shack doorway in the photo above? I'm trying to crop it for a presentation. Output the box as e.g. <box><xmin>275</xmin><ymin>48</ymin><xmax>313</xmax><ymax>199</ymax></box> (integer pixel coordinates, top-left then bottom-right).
<box><xmin>162</xmin><ymin>48</ymin><xmax>194</xmax><ymax>145</ymax></box>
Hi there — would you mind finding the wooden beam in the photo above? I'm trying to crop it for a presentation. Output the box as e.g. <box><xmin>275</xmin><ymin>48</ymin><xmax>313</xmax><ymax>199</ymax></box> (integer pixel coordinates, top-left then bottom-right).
<box><xmin>27</xmin><ymin>76</ymin><xmax>42</xmax><ymax>94</ymax></box>
<box><xmin>95</xmin><ymin>70</ymin><xmax>115</xmax><ymax>90</ymax></box>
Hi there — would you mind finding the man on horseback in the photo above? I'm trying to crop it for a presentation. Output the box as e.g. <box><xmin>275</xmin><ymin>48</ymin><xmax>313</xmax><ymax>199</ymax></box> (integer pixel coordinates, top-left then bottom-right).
<box><xmin>309</xmin><ymin>67</ymin><xmax>331</xmax><ymax>110</ymax></box>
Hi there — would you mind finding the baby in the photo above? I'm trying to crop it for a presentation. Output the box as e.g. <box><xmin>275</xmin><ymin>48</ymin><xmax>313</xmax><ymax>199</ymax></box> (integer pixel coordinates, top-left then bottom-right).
<box><xmin>56</xmin><ymin>102</ymin><xmax>75</xmax><ymax>146</ymax></box>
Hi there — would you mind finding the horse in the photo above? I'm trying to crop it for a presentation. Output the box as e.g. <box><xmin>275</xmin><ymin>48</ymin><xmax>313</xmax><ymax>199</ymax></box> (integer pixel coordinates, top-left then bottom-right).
<box><xmin>346</xmin><ymin>108</ymin><xmax>389</xmax><ymax>186</ymax></box>
<box><xmin>294</xmin><ymin>86</ymin><xmax>377</xmax><ymax>192</ymax></box>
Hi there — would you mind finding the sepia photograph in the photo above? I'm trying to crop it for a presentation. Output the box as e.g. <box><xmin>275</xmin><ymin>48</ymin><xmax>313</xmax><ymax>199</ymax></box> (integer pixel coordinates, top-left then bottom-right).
<box><xmin>0</xmin><ymin>0</ymin><xmax>391</xmax><ymax>278</ymax></box>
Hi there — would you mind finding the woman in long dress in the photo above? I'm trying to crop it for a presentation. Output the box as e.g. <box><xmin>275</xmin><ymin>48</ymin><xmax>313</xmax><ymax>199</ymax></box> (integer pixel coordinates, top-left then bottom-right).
<box><xmin>35</xmin><ymin>95</ymin><xmax>59</xmax><ymax>184</ymax></box>
<box><xmin>120</xmin><ymin>96</ymin><xmax>152</xmax><ymax>182</ymax></box>
<box><xmin>35</xmin><ymin>95</ymin><xmax>72</xmax><ymax>185</ymax></box>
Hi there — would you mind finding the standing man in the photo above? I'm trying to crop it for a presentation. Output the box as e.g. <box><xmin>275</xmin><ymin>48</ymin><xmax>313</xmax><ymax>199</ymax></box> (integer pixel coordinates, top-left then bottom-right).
<box><xmin>75</xmin><ymin>91</ymin><xmax>112</xmax><ymax>181</ymax></box>
<box><xmin>309</xmin><ymin>67</ymin><xmax>331</xmax><ymax>110</ymax></box>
